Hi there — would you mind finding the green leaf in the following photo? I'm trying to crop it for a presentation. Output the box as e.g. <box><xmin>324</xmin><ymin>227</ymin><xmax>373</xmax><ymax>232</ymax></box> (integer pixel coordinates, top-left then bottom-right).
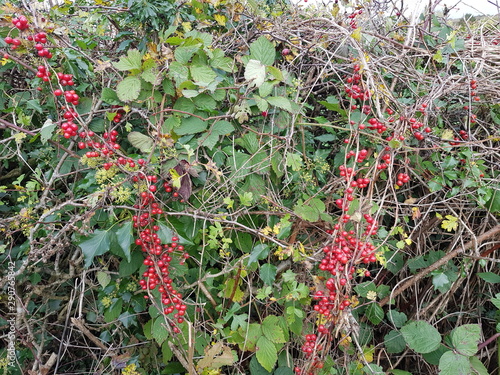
<box><xmin>438</xmin><ymin>351</ymin><xmax>471</xmax><ymax>375</ymax></box>
<box><xmin>387</xmin><ymin>310</ymin><xmax>407</xmax><ymax>328</ymax></box>
<box><xmin>267</xmin><ymin>66</ymin><xmax>283</xmax><ymax>81</ymax></box>
<box><xmin>176</xmin><ymin>116</ymin><xmax>207</xmax><ymax>135</ymax></box>
<box><xmin>104</xmin><ymin>298</ymin><xmax>122</xmax><ymax>322</ymax></box>
<box><xmin>262</xmin><ymin>316</ymin><xmax>286</xmax><ymax>343</ymax></box>
<box><xmin>115</xmin><ymin>221</ymin><xmax>133</xmax><ymax>262</ymax></box>
<box><xmin>40</xmin><ymin>118</ymin><xmax>56</xmax><ymax>145</ymax></box>
<box><xmin>26</xmin><ymin>99</ymin><xmax>43</xmax><ymax>113</ymax></box>
<box><xmin>250</xmin><ymin>36</ymin><xmax>276</xmax><ymax>66</ymax></box>
<box><xmin>253</xmin><ymin>95</ymin><xmax>269</xmax><ymax>112</ymax></box>
<box><xmin>96</xmin><ymin>271</ymin><xmax>111</xmax><ymax>288</ymax></box>
<box><xmin>469</xmin><ymin>356</ymin><xmax>489</xmax><ymax>375</ymax></box>
<box><xmin>478</xmin><ymin>272</ymin><xmax>500</xmax><ymax>283</ymax></box>
<box><xmin>260</xmin><ymin>263</ymin><xmax>277</xmax><ymax>285</ymax></box>
<box><xmin>451</xmin><ymin>324</ymin><xmax>480</xmax><ymax>356</ymax></box>
<box><xmin>286</xmin><ymin>153</ymin><xmax>302</xmax><ymax>171</ymax></box>
<box><xmin>491</xmin><ymin>293</ymin><xmax>500</xmax><ymax>309</ymax></box>
<box><xmin>119</xmin><ymin>251</ymin><xmax>143</xmax><ymax>277</ymax></box>
<box><xmin>486</xmin><ymin>187</ymin><xmax>500</xmax><ymax>213</ymax></box>
<box><xmin>101</xmin><ymin>87</ymin><xmax>121</xmax><ymax>105</ymax></box>
<box><xmin>200</xmin><ymin>120</ymin><xmax>235</xmax><ymax>150</ymax></box>
<box><xmin>116</xmin><ymin>76</ymin><xmax>142</xmax><ymax>102</ymax></box>
<box><xmin>390</xmin><ymin>371</ymin><xmax>412</xmax><ymax>375</ymax></box>
<box><xmin>293</xmin><ymin>198</ymin><xmax>325</xmax><ymax>223</ymax></box>
<box><xmin>174</xmin><ymin>45</ymin><xmax>200</xmax><ymax>64</ymax></box>
<box><xmin>190</xmin><ymin>64</ymin><xmax>217</xmax><ymax>86</ymax></box>
<box><xmin>127</xmin><ymin>131</ymin><xmax>154</xmax><ymax>153</ymax></box>
<box><xmin>384</xmin><ymin>330</ymin><xmax>406</xmax><ymax>354</ymax></box>
<box><xmin>152</xmin><ymin>316</ymin><xmax>169</xmax><ymax>345</ymax></box>
<box><xmin>245</xmin><ymin>59</ymin><xmax>266</xmax><ymax>87</ymax></box>
<box><xmin>274</xmin><ymin>367</ymin><xmax>294</xmax><ymax>375</ymax></box>
<box><xmin>400</xmin><ymin>321</ymin><xmax>441</xmax><ymax>354</ymax></box>
<box><xmin>248</xmin><ymin>243</ymin><xmax>270</xmax><ymax>266</ymax></box>
<box><xmin>267</xmin><ymin>96</ymin><xmax>292</xmax><ymax>112</ymax></box>
<box><xmin>168</xmin><ymin>61</ymin><xmax>190</xmax><ymax>86</ymax></box>
<box><xmin>422</xmin><ymin>344</ymin><xmax>450</xmax><ymax>365</ymax></box>
<box><xmin>249</xmin><ymin>355</ymin><xmax>272</xmax><ymax>375</ymax></box>
<box><xmin>366</xmin><ymin>303</ymin><xmax>384</xmax><ymax>325</ymax></box>
<box><xmin>113</xmin><ymin>49</ymin><xmax>143</xmax><ymax>71</ymax></box>
<box><xmin>256</xmin><ymin>335</ymin><xmax>277</xmax><ymax>372</ymax></box>
<box><xmin>79</xmin><ymin>229</ymin><xmax>112</xmax><ymax>268</ymax></box>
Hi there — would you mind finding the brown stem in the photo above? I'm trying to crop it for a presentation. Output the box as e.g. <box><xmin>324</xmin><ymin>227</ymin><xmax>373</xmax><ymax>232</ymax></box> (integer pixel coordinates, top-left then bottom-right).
<box><xmin>379</xmin><ymin>224</ymin><xmax>500</xmax><ymax>307</ymax></box>
<box><xmin>478</xmin><ymin>332</ymin><xmax>500</xmax><ymax>351</ymax></box>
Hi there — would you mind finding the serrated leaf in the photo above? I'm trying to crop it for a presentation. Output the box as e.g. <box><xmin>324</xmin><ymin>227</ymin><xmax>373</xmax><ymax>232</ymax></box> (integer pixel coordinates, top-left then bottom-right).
<box><xmin>40</xmin><ymin>118</ymin><xmax>56</xmax><ymax>144</ymax></box>
<box><xmin>250</xmin><ymin>36</ymin><xmax>276</xmax><ymax>66</ymax></box>
<box><xmin>286</xmin><ymin>153</ymin><xmax>302</xmax><ymax>171</ymax></box>
<box><xmin>469</xmin><ymin>356</ymin><xmax>489</xmax><ymax>375</ymax></box>
<box><xmin>267</xmin><ymin>96</ymin><xmax>292</xmax><ymax>112</ymax></box>
<box><xmin>190</xmin><ymin>64</ymin><xmax>217</xmax><ymax>86</ymax></box>
<box><xmin>256</xmin><ymin>335</ymin><xmax>278</xmax><ymax>372</ymax></box>
<box><xmin>262</xmin><ymin>315</ymin><xmax>285</xmax><ymax>343</ymax></box>
<box><xmin>366</xmin><ymin>303</ymin><xmax>384</xmax><ymax>325</ymax></box>
<box><xmin>401</xmin><ymin>321</ymin><xmax>441</xmax><ymax>354</ymax></box>
<box><xmin>438</xmin><ymin>351</ymin><xmax>471</xmax><ymax>375</ymax></box>
<box><xmin>176</xmin><ymin>116</ymin><xmax>207</xmax><ymax>135</ymax></box>
<box><xmin>197</xmin><ymin>342</ymin><xmax>235</xmax><ymax>370</ymax></box>
<box><xmin>174</xmin><ymin>45</ymin><xmax>200</xmax><ymax>64</ymax></box>
<box><xmin>152</xmin><ymin>316</ymin><xmax>169</xmax><ymax>345</ymax></box>
<box><xmin>101</xmin><ymin>87</ymin><xmax>121</xmax><ymax>105</ymax></box>
<box><xmin>79</xmin><ymin>230</ymin><xmax>112</xmax><ymax>268</ymax></box>
<box><xmin>253</xmin><ymin>95</ymin><xmax>269</xmax><ymax>112</ymax></box>
<box><xmin>451</xmin><ymin>324</ymin><xmax>480</xmax><ymax>356</ymax></box>
<box><xmin>384</xmin><ymin>330</ymin><xmax>406</xmax><ymax>353</ymax></box>
<box><xmin>127</xmin><ymin>131</ymin><xmax>154</xmax><ymax>153</ymax></box>
<box><xmin>245</xmin><ymin>59</ymin><xmax>266</xmax><ymax>87</ymax></box>
<box><xmin>116</xmin><ymin>76</ymin><xmax>141</xmax><ymax>102</ymax></box>
<box><xmin>267</xmin><ymin>66</ymin><xmax>283</xmax><ymax>81</ymax></box>
<box><xmin>96</xmin><ymin>271</ymin><xmax>111</xmax><ymax>288</ymax></box>
<box><xmin>248</xmin><ymin>244</ymin><xmax>270</xmax><ymax>266</ymax></box>
<box><xmin>260</xmin><ymin>263</ymin><xmax>277</xmax><ymax>285</ymax></box>
<box><xmin>113</xmin><ymin>49</ymin><xmax>143</xmax><ymax>71</ymax></box>
<box><xmin>388</xmin><ymin>310</ymin><xmax>407</xmax><ymax>328</ymax></box>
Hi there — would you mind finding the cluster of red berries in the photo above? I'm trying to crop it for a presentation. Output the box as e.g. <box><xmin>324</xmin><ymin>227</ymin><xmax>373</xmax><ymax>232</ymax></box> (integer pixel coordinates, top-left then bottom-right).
<box><xmin>35</xmin><ymin>65</ymin><xmax>51</xmax><ymax>82</ymax></box>
<box><xmin>377</xmin><ymin>153</ymin><xmax>391</xmax><ymax>170</ymax></box>
<box><xmin>110</xmin><ymin>105</ymin><xmax>125</xmax><ymax>123</ymax></box>
<box><xmin>33</xmin><ymin>33</ymin><xmax>52</xmax><ymax>58</ymax></box>
<box><xmin>396</xmin><ymin>172</ymin><xmax>410</xmax><ymax>186</ymax></box>
<box><xmin>448</xmin><ymin>129</ymin><xmax>469</xmax><ymax>146</ymax></box>
<box><xmin>347</xmin><ymin>9</ymin><xmax>363</xmax><ymax>29</ymax></box>
<box><xmin>56</xmin><ymin>72</ymin><xmax>75</xmax><ymax>87</ymax></box>
<box><xmin>54</xmin><ymin>89</ymin><xmax>79</xmax><ymax>105</ymax></box>
<box><xmin>4</xmin><ymin>36</ymin><xmax>22</xmax><ymax>50</ymax></box>
<box><xmin>78</xmin><ymin>129</ymin><xmax>121</xmax><ymax>155</ymax></box>
<box><xmin>345</xmin><ymin>149</ymin><xmax>368</xmax><ymax>163</ymax></box>
<box><xmin>59</xmin><ymin>107</ymin><xmax>79</xmax><ymax>138</ymax></box>
<box><xmin>344</xmin><ymin>64</ymin><xmax>370</xmax><ymax>101</ymax></box>
<box><xmin>12</xmin><ymin>15</ymin><xmax>29</xmax><ymax>30</ymax></box>
<box><xmin>133</xmin><ymin>191</ymin><xmax>189</xmax><ymax>333</ymax></box>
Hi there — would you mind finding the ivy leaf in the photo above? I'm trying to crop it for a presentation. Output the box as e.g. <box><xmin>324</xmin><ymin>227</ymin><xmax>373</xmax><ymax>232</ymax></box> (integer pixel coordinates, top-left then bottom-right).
<box><xmin>116</xmin><ymin>76</ymin><xmax>141</xmax><ymax>102</ymax></box>
<box><xmin>256</xmin><ymin>335</ymin><xmax>278</xmax><ymax>372</ymax></box>
<box><xmin>113</xmin><ymin>49</ymin><xmax>143</xmax><ymax>71</ymax></box>
<box><xmin>115</xmin><ymin>221</ymin><xmax>133</xmax><ymax>262</ymax></box>
<box><xmin>79</xmin><ymin>229</ymin><xmax>112</xmax><ymax>268</ymax></box>
<box><xmin>245</xmin><ymin>59</ymin><xmax>266</xmax><ymax>87</ymax></box>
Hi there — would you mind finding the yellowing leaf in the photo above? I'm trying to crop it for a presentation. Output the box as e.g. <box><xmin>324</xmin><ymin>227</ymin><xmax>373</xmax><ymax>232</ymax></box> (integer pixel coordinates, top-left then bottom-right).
<box><xmin>441</xmin><ymin>215</ymin><xmax>458</xmax><ymax>232</ymax></box>
<box><xmin>214</xmin><ymin>14</ymin><xmax>226</xmax><ymax>26</ymax></box>
<box><xmin>182</xmin><ymin>22</ymin><xmax>192</xmax><ymax>32</ymax></box>
<box><xmin>351</xmin><ymin>28</ymin><xmax>362</xmax><ymax>42</ymax></box>
<box><xmin>404</xmin><ymin>238</ymin><xmax>413</xmax><ymax>245</ymax></box>
<box><xmin>169</xmin><ymin>168</ymin><xmax>182</xmax><ymax>189</ymax></box>
<box><xmin>441</xmin><ymin>129</ymin><xmax>454</xmax><ymax>140</ymax></box>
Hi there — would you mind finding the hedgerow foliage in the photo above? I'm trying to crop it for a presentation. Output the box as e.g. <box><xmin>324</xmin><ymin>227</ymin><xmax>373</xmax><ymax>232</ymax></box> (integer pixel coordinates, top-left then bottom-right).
<box><xmin>1</xmin><ymin>0</ymin><xmax>499</xmax><ymax>374</ymax></box>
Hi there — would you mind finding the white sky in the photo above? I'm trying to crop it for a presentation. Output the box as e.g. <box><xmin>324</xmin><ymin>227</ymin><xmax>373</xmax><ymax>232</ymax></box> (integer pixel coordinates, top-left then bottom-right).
<box><xmin>294</xmin><ymin>0</ymin><xmax>499</xmax><ymax>17</ymax></box>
